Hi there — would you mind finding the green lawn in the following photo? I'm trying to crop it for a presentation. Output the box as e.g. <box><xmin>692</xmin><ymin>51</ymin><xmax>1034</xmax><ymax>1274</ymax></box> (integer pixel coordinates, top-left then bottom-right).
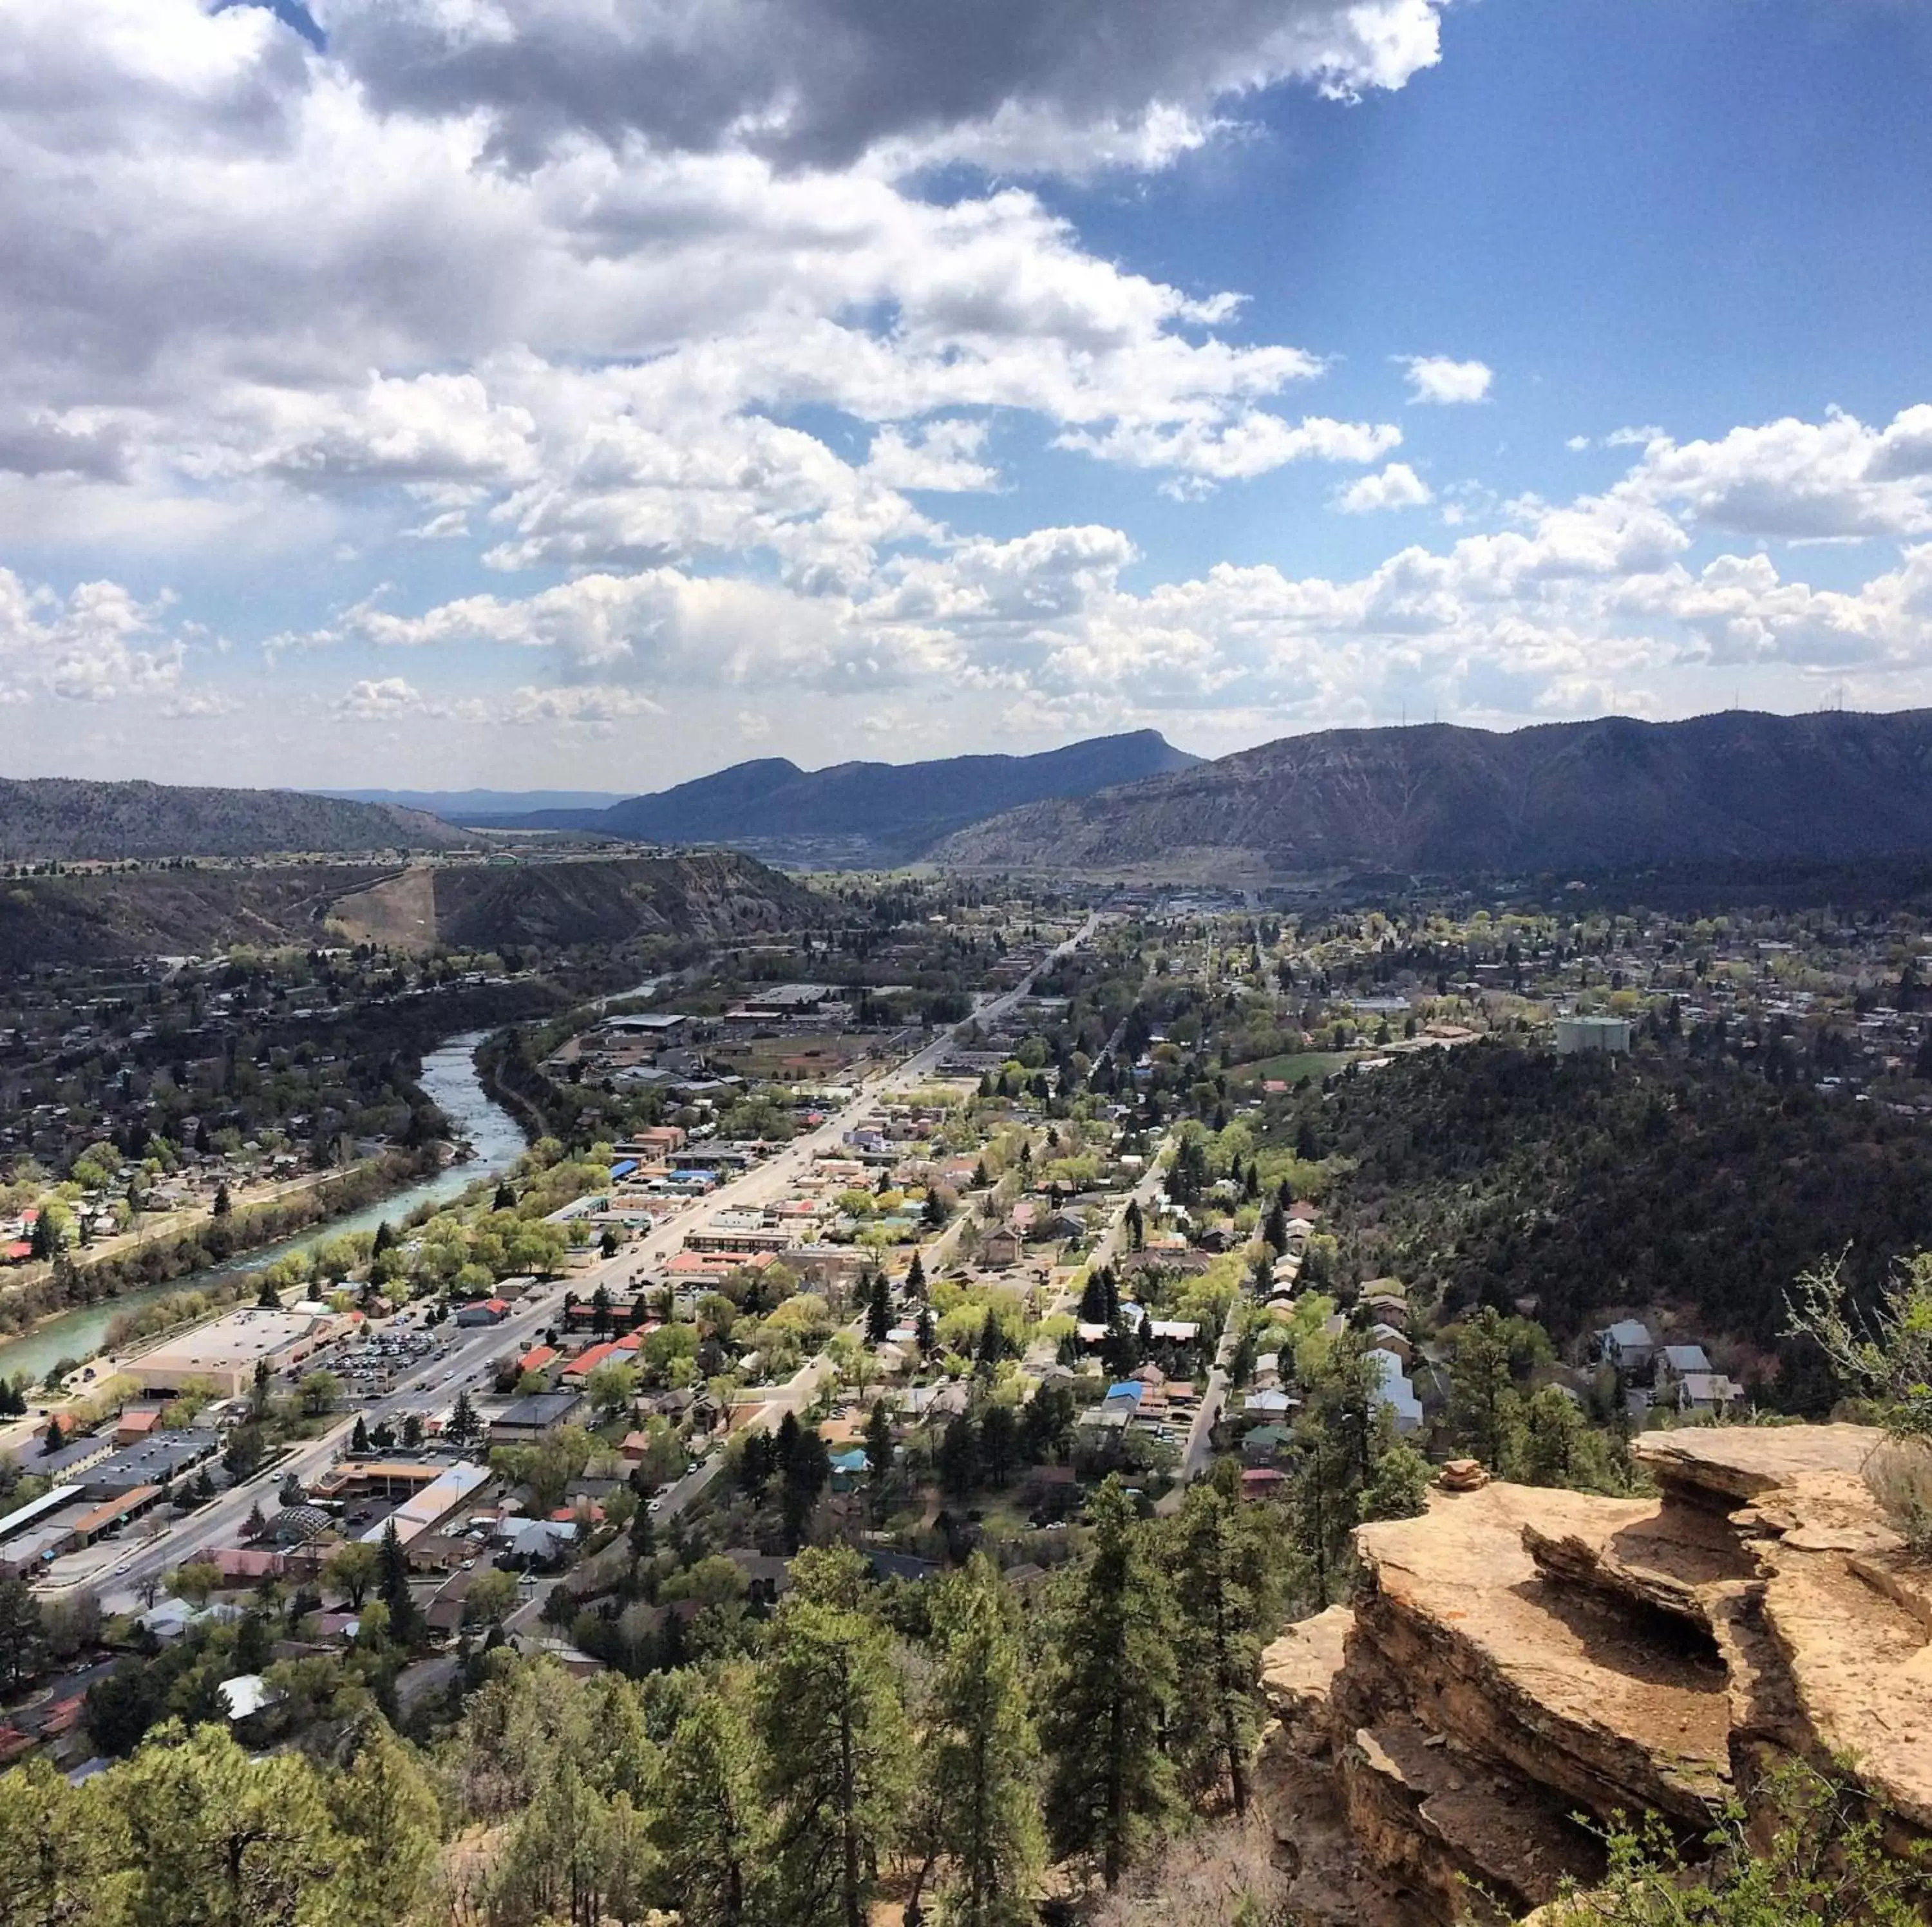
<box><xmin>1227</xmin><ymin>1051</ymin><xmax>1356</xmax><ymax>1086</ymax></box>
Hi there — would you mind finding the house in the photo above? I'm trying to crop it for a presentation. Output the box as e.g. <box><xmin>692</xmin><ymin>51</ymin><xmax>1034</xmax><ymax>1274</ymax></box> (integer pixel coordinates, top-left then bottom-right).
<box><xmin>1240</xmin><ymin>1468</ymin><xmax>1287</xmax><ymax>1499</ymax></box>
<box><xmin>1676</xmin><ymin>1371</ymin><xmax>1747</xmax><ymax>1417</ymax></box>
<box><xmin>1366</xmin><ymin>1349</ymin><xmax>1424</xmax><ymax>1435</ymax></box>
<box><xmin>1593</xmin><ymin>1320</ymin><xmax>1656</xmax><ymax>1373</ymax></box>
<box><xmin>114</xmin><ymin>1409</ymin><xmax>164</xmax><ymax>1447</ymax></box>
<box><xmin>1656</xmin><ymin>1343</ymin><xmax>1714</xmax><ymax>1386</ymax></box>
<box><xmin>455</xmin><ymin>1298</ymin><xmax>510</xmax><ymax>1327</ymax></box>
<box><xmin>216</xmin><ymin>1675</ymin><xmax>278</xmax><ymax>1723</ymax></box>
<box><xmin>1240</xmin><ymin>1389</ymin><xmax>1293</xmax><ymax>1422</ymax></box>
<box><xmin>982</xmin><ymin>1226</ymin><xmax>1024</xmax><ymax>1269</ymax></box>
<box><xmin>1242</xmin><ymin>1423</ymin><xmax>1293</xmax><ymax>1465</ymax></box>
<box><xmin>1367</xmin><ymin>1324</ymin><xmax>1414</xmax><ymax>1365</ymax></box>
<box><xmin>828</xmin><ymin>1448</ymin><xmax>870</xmax><ymax>1493</ymax></box>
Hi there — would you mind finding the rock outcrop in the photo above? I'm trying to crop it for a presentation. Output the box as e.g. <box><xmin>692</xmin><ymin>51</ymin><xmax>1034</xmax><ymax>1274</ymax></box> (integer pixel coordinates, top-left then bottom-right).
<box><xmin>1255</xmin><ymin>1424</ymin><xmax>1932</xmax><ymax>1925</ymax></box>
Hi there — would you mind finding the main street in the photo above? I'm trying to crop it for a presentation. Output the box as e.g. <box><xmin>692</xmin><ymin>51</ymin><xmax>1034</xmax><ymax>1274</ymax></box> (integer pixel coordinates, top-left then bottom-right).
<box><xmin>70</xmin><ymin>913</ymin><xmax>1100</xmax><ymax>1613</ymax></box>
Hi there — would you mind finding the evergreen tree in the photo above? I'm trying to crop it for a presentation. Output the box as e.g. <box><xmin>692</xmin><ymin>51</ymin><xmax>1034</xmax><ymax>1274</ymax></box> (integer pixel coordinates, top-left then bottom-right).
<box><xmin>914</xmin><ymin>1305</ymin><xmax>936</xmax><ymax>1357</ymax></box>
<box><xmin>905</xmin><ymin>1251</ymin><xmax>927</xmax><ymax>1300</ymax></box>
<box><xmin>351</xmin><ymin>1415</ymin><xmax>371</xmax><ymax>1454</ymax></box>
<box><xmin>864</xmin><ymin>1271</ymin><xmax>891</xmax><ymax>1346</ymax></box>
<box><xmin>757</xmin><ymin>1580</ymin><xmax>909</xmax><ymax>1927</ymax></box>
<box><xmin>1447</xmin><ymin>1307</ymin><xmax>1524</xmax><ymax>1474</ymax></box>
<box><xmin>1168</xmin><ymin>1470</ymin><xmax>1277</xmax><ymax>1816</ymax></box>
<box><xmin>979</xmin><ymin>1403</ymin><xmax>1019</xmax><ymax>1488</ymax></box>
<box><xmin>921</xmin><ymin>1557</ymin><xmax>1043</xmax><ymax>1927</ymax></box>
<box><xmin>937</xmin><ymin>1414</ymin><xmax>980</xmax><ymax>1497</ymax></box>
<box><xmin>446</xmin><ymin>1387</ymin><xmax>479</xmax><ymax>1446</ymax></box>
<box><xmin>376</xmin><ymin>1521</ymin><xmax>419</xmax><ymax>1646</ymax></box>
<box><xmin>864</xmin><ymin>1400</ymin><xmax>894</xmax><ymax>1508</ymax></box>
<box><xmin>212</xmin><ymin>1182</ymin><xmax>232</xmax><ymax>1217</ymax></box>
<box><xmin>629</xmin><ymin>1494</ymin><xmax>657</xmax><ymax>1562</ymax></box>
<box><xmin>654</xmin><ymin>1693</ymin><xmax>765</xmax><ymax>1927</ymax></box>
<box><xmin>494</xmin><ymin>1180</ymin><xmax>517</xmax><ymax>1211</ymax></box>
<box><xmin>1037</xmin><ymin>1478</ymin><xmax>1178</xmax><ymax>1887</ymax></box>
<box><xmin>974</xmin><ymin>1310</ymin><xmax>1006</xmax><ymax>1374</ymax></box>
<box><xmin>0</xmin><ymin>1575</ymin><xmax>44</xmax><ymax>1690</ymax></box>
<box><xmin>1124</xmin><ymin>1197</ymin><xmax>1144</xmax><ymax>1250</ymax></box>
<box><xmin>325</xmin><ymin>1718</ymin><xmax>441</xmax><ymax>1925</ymax></box>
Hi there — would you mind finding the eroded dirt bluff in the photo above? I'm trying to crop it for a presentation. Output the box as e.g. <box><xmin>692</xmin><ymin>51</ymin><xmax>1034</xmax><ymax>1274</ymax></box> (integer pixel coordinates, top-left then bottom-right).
<box><xmin>1255</xmin><ymin>1425</ymin><xmax>1931</xmax><ymax>1925</ymax></box>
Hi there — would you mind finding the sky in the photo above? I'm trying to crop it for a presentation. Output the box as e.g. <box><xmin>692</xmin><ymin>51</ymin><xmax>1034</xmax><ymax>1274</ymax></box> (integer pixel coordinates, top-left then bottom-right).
<box><xmin>3</xmin><ymin>0</ymin><xmax>1931</xmax><ymax>792</ymax></box>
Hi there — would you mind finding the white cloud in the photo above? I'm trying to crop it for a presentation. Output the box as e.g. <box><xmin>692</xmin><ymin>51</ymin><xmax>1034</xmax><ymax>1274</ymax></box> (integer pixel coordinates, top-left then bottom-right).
<box><xmin>1615</xmin><ymin>406</ymin><xmax>1932</xmax><ymax>540</ymax></box>
<box><xmin>503</xmin><ymin>685</ymin><xmax>666</xmax><ymax>726</ymax></box>
<box><xmin>333</xmin><ymin>676</ymin><xmax>427</xmax><ymax>719</ymax></box>
<box><xmin>0</xmin><ymin>567</ymin><xmax>191</xmax><ymax>704</ymax></box>
<box><xmin>1398</xmin><ymin>356</ymin><xmax>1493</xmax><ymax>405</ymax></box>
<box><xmin>864</xmin><ymin>420</ymin><xmax>1000</xmax><ymax>493</ymax></box>
<box><xmin>1336</xmin><ymin>462</ymin><xmax>1432</xmax><ymax>513</ymax></box>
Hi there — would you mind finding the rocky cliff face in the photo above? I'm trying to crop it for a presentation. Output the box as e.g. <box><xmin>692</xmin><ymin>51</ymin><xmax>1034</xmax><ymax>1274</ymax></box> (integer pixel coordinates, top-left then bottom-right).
<box><xmin>1254</xmin><ymin>1425</ymin><xmax>1931</xmax><ymax>1925</ymax></box>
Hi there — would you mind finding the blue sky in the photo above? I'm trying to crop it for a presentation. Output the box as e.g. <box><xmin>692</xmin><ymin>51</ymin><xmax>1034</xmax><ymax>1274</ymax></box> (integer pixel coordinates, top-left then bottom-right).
<box><xmin>1</xmin><ymin>0</ymin><xmax>1929</xmax><ymax>788</ymax></box>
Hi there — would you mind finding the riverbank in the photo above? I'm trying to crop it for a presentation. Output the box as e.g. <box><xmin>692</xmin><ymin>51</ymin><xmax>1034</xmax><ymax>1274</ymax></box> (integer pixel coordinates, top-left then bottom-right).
<box><xmin>0</xmin><ymin>1032</ymin><xmax>530</xmax><ymax>1390</ymax></box>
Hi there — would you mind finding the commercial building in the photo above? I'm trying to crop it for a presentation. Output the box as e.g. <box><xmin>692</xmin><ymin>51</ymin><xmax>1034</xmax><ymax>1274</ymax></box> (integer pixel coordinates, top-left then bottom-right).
<box><xmin>125</xmin><ymin>1309</ymin><xmax>343</xmax><ymax>1396</ymax></box>
<box><xmin>357</xmin><ymin>1461</ymin><xmax>491</xmax><ymax>1547</ymax></box>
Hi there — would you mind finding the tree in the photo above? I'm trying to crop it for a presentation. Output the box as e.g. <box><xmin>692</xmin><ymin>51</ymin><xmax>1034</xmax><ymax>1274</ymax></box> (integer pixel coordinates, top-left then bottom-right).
<box><xmin>864</xmin><ymin>1271</ymin><xmax>892</xmax><ymax>1346</ymax></box>
<box><xmin>864</xmin><ymin>1400</ymin><xmax>894</xmax><ymax>1508</ymax></box>
<box><xmin>464</xmin><ymin>1568</ymin><xmax>518</xmax><ymax>1628</ymax></box>
<box><xmin>905</xmin><ymin>1251</ymin><xmax>927</xmax><ymax>1300</ymax></box>
<box><xmin>0</xmin><ymin>1756</ymin><xmax>100</xmax><ymax>1925</ymax></box>
<box><xmin>1446</xmin><ymin>1306</ymin><xmax>1526</xmax><ymax>1473</ymax></box>
<box><xmin>324</xmin><ymin>1539</ymin><xmax>380</xmax><ymax>1611</ymax></box>
<box><xmin>222</xmin><ymin>1425</ymin><xmax>265</xmax><ymax>1481</ymax></box>
<box><xmin>212</xmin><ymin>1182</ymin><xmax>232</xmax><ymax>1217</ymax></box>
<box><xmin>0</xmin><ymin>1574</ymin><xmax>44</xmax><ymax>1690</ymax></box>
<box><xmin>106</xmin><ymin>1720</ymin><xmax>343</xmax><ymax>1927</ymax></box>
<box><xmin>1037</xmin><ymin>1477</ymin><xmax>1178</xmax><ymax>1887</ymax></box>
<box><xmin>376</xmin><ymin>1520</ymin><xmax>419</xmax><ymax>1645</ymax></box>
<box><xmin>654</xmin><ymin>1691</ymin><xmax>765</xmax><ymax>1927</ymax></box>
<box><xmin>326</xmin><ymin>1718</ymin><xmax>441</xmax><ymax>1926</ymax></box>
<box><xmin>938</xmin><ymin>1414</ymin><xmax>980</xmax><ymax>1497</ymax></box>
<box><xmin>171</xmin><ymin>1561</ymin><xmax>221</xmax><ymax>1607</ymax></box>
<box><xmin>757</xmin><ymin>1579</ymin><xmax>910</xmax><ymax>1927</ymax></box>
<box><xmin>1124</xmin><ymin>1198</ymin><xmax>1144</xmax><ymax>1251</ymax></box>
<box><xmin>979</xmin><ymin>1403</ymin><xmax>1019</xmax><ymax>1488</ymax></box>
<box><xmin>629</xmin><ymin>1491</ymin><xmax>656</xmax><ymax>1562</ymax></box>
<box><xmin>915</xmin><ymin>1305</ymin><xmax>936</xmax><ymax>1357</ymax></box>
<box><xmin>297</xmin><ymin>1370</ymin><xmax>341</xmax><ymax>1417</ymax></box>
<box><xmin>351</xmin><ymin>1415</ymin><xmax>371</xmax><ymax>1454</ymax></box>
<box><xmin>920</xmin><ymin>1557</ymin><xmax>1043</xmax><ymax>1927</ymax></box>
<box><xmin>1168</xmin><ymin>1472</ymin><xmax>1276</xmax><ymax>1816</ymax></box>
<box><xmin>446</xmin><ymin>1388</ymin><xmax>480</xmax><ymax>1446</ymax></box>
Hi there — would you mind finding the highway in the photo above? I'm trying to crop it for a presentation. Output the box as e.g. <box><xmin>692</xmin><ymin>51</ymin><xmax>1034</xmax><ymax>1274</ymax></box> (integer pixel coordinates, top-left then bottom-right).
<box><xmin>64</xmin><ymin>913</ymin><xmax>1098</xmax><ymax>1614</ymax></box>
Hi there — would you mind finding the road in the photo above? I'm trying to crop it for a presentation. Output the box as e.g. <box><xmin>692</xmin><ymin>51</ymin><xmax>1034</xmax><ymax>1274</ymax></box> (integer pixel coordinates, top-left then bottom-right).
<box><xmin>67</xmin><ymin>914</ymin><xmax>1099</xmax><ymax>1613</ymax></box>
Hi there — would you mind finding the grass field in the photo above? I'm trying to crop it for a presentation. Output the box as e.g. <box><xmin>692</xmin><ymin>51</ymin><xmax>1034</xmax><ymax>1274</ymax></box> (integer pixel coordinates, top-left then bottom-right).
<box><xmin>1227</xmin><ymin>1050</ymin><xmax>1356</xmax><ymax>1086</ymax></box>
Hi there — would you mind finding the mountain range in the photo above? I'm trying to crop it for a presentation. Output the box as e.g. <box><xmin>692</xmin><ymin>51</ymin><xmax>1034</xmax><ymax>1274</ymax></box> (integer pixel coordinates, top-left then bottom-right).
<box><xmin>932</xmin><ymin>709</ymin><xmax>1932</xmax><ymax>878</ymax></box>
<box><xmin>0</xmin><ymin>779</ymin><xmax>469</xmax><ymax>862</ymax></box>
<box><xmin>448</xmin><ymin>729</ymin><xmax>1202</xmax><ymax>863</ymax></box>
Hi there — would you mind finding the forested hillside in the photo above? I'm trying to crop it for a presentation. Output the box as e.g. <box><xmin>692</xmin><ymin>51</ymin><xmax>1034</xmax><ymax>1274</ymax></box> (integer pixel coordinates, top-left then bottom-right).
<box><xmin>1267</xmin><ymin>1042</ymin><xmax>1932</xmax><ymax>1365</ymax></box>
<box><xmin>0</xmin><ymin>779</ymin><xmax>468</xmax><ymax>860</ymax></box>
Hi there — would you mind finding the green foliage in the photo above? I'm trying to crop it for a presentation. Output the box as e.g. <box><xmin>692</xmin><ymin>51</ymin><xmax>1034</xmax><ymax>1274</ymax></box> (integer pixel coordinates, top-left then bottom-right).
<box><xmin>1556</xmin><ymin>1760</ymin><xmax>1932</xmax><ymax>1924</ymax></box>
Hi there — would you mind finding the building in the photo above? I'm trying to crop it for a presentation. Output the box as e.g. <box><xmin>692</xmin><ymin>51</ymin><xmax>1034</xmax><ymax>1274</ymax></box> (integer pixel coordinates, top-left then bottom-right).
<box><xmin>454</xmin><ymin>1298</ymin><xmax>511</xmax><ymax>1327</ymax></box>
<box><xmin>488</xmin><ymin>1391</ymin><xmax>585</xmax><ymax>1444</ymax></box>
<box><xmin>1366</xmin><ymin>1349</ymin><xmax>1424</xmax><ymax>1435</ymax></box>
<box><xmin>80</xmin><ymin>1430</ymin><xmax>220</xmax><ymax>1497</ymax></box>
<box><xmin>1554</xmin><ymin>1014</ymin><xmax>1633</xmax><ymax>1056</ymax></box>
<box><xmin>1594</xmin><ymin>1319</ymin><xmax>1657</xmax><ymax>1373</ymax></box>
<box><xmin>358</xmin><ymin>1461</ymin><xmax>491</xmax><ymax>1548</ymax></box>
<box><xmin>125</xmin><ymin>1309</ymin><xmax>342</xmax><ymax>1396</ymax></box>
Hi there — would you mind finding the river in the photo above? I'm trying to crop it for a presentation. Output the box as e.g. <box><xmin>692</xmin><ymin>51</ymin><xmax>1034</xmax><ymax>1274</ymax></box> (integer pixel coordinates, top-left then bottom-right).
<box><xmin>0</xmin><ymin>1032</ymin><xmax>527</xmax><ymax>1388</ymax></box>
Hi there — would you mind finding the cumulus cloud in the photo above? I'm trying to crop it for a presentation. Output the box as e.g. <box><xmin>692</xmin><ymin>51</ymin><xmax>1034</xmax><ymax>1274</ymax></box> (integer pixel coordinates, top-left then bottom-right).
<box><xmin>314</xmin><ymin>0</ymin><xmax>1446</xmax><ymax>173</ymax></box>
<box><xmin>864</xmin><ymin>421</ymin><xmax>1000</xmax><ymax>493</ymax></box>
<box><xmin>0</xmin><ymin>567</ymin><xmax>193</xmax><ymax>705</ymax></box>
<box><xmin>1398</xmin><ymin>356</ymin><xmax>1493</xmax><ymax>405</ymax></box>
<box><xmin>1615</xmin><ymin>406</ymin><xmax>1932</xmax><ymax>540</ymax></box>
<box><xmin>332</xmin><ymin>676</ymin><xmax>427</xmax><ymax>719</ymax></box>
<box><xmin>1336</xmin><ymin>462</ymin><xmax>1433</xmax><ymax>513</ymax></box>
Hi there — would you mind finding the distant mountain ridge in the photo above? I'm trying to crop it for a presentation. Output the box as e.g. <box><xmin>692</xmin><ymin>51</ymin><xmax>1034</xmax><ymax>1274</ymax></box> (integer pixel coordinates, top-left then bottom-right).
<box><xmin>323</xmin><ymin>787</ymin><xmax>628</xmax><ymax>816</ymax></box>
<box><xmin>459</xmin><ymin>729</ymin><xmax>1201</xmax><ymax>863</ymax></box>
<box><xmin>0</xmin><ymin>778</ymin><xmax>469</xmax><ymax>862</ymax></box>
<box><xmin>931</xmin><ymin>710</ymin><xmax>1932</xmax><ymax>878</ymax></box>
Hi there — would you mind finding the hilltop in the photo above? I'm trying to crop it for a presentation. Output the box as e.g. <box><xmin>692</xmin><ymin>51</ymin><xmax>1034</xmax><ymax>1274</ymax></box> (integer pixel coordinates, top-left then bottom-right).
<box><xmin>0</xmin><ymin>778</ymin><xmax>469</xmax><ymax>862</ymax></box>
<box><xmin>933</xmin><ymin>709</ymin><xmax>1932</xmax><ymax>879</ymax></box>
<box><xmin>457</xmin><ymin>728</ymin><xmax>1200</xmax><ymax>864</ymax></box>
<box><xmin>327</xmin><ymin>850</ymin><xmax>829</xmax><ymax>951</ymax></box>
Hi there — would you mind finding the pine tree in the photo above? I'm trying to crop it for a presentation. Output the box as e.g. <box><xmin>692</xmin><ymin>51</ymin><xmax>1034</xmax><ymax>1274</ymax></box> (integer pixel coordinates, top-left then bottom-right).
<box><xmin>921</xmin><ymin>1557</ymin><xmax>1043</xmax><ymax>1927</ymax></box>
<box><xmin>326</xmin><ymin>1718</ymin><xmax>440</xmax><ymax>1925</ymax></box>
<box><xmin>864</xmin><ymin>1271</ymin><xmax>891</xmax><ymax>1346</ymax></box>
<box><xmin>213</xmin><ymin>1182</ymin><xmax>232</xmax><ymax>1217</ymax></box>
<box><xmin>757</xmin><ymin>1584</ymin><xmax>909</xmax><ymax>1927</ymax></box>
<box><xmin>377</xmin><ymin>1520</ymin><xmax>419</xmax><ymax>1646</ymax></box>
<box><xmin>655</xmin><ymin>1692</ymin><xmax>764</xmax><ymax>1927</ymax></box>
<box><xmin>446</xmin><ymin>1388</ymin><xmax>479</xmax><ymax>1446</ymax></box>
<box><xmin>914</xmin><ymin>1305</ymin><xmax>936</xmax><ymax>1357</ymax></box>
<box><xmin>1037</xmin><ymin>1478</ymin><xmax>1177</xmax><ymax>1887</ymax></box>
<box><xmin>1448</xmin><ymin>1307</ymin><xmax>1524</xmax><ymax>1474</ymax></box>
<box><xmin>352</xmin><ymin>1415</ymin><xmax>371</xmax><ymax>1454</ymax></box>
<box><xmin>1168</xmin><ymin>1470</ymin><xmax>1277</xmax><ymax>1816</ymax></box>
<box><xmin>0</xmin><ymin>1576</ymin><xmax>44</xmax><ymax>1690</ymax></box>
<box><xmin>629</xmin><ymin>1494</ymin><xmax>657</xmax><ymax>1562</ymax></box>
<box><xmin>905</xmin><ymin>1251</ymin><xmax>927</xmax><ymax>1300</ymax></box>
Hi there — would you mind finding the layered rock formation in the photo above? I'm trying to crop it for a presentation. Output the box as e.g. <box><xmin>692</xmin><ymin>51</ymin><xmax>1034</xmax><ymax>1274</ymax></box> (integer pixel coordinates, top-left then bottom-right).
<box><xmin>1255</xmin><ymin>1425</ymin><xmax>1931</xmax><ymax>1924</ymax></box>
